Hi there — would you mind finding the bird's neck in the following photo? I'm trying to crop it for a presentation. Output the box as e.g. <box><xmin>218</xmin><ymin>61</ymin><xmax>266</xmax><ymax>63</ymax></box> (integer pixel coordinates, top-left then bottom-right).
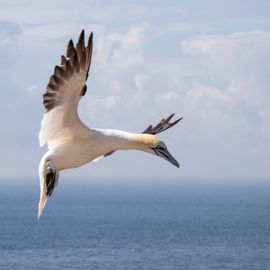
<box><xmin>94</xmin><ymin>129</ymin><xmax>156</xmax><ymax>152</ymax></box>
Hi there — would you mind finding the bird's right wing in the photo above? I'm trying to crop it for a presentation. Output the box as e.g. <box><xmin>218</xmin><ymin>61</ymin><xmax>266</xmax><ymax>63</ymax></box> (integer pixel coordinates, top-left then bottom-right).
<box><xmin>39</xmin><ymin>30</ymin><xmax>93</xmax><ymax>149</ymax></box>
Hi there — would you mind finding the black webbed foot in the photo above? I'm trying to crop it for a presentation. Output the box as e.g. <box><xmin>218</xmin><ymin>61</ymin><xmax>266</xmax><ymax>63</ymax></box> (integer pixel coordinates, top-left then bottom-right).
<box><xmin>45</xmin><ymin>161</ymin><xmax>58</xmax><ymax>196</ymax></box>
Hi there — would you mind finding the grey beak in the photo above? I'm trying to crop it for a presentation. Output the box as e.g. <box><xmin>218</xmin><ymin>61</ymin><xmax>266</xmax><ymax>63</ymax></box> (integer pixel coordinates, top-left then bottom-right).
<box><xmin>152</xmin><ymin>145</ymin><xmax>179</xmax><ymax>168</ymax></box>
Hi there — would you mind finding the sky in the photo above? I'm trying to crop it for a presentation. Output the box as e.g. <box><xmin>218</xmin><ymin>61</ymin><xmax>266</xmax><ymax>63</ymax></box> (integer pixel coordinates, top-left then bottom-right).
<box><xmin>0</xmin><ymin>0</ymin><xmax>270</xmax><ymax>182</ymax></box>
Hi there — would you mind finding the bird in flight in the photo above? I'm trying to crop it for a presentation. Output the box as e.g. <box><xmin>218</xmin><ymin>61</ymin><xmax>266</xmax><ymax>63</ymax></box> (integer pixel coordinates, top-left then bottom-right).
<box><xmin>38</xmin><ymin>30</ymin><xmax>183</xmax><ymax>218</ymax></box>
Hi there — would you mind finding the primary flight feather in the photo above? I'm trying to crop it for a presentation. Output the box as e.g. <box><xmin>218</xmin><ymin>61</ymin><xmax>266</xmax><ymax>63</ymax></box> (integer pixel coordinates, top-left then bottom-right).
<box><xmin>38</xmin><ymin>30</ymin><xmax>182</xmax><ymax>218</ymax></box>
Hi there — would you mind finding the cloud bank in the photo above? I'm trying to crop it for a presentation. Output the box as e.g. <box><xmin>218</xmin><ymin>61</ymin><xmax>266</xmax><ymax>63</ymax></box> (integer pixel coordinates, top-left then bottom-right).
<box><xmin>0</xmin><ymin>1</ymin><xmax>269</xmax><ymax>180</ymax></box>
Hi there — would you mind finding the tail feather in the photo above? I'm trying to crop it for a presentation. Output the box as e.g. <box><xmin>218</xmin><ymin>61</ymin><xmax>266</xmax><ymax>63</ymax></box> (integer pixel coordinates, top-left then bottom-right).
<box><xmin>38</xmin><ymin>194</ymin><xmax>48</xmax><ymax>219</ymax></box>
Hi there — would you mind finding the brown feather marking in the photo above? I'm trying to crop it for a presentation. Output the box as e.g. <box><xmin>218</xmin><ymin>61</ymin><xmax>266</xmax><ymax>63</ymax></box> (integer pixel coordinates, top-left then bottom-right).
<box><xmin>49</xmin><ymin>74</ymin><xmax>64</xmax><ymax>86</ymax></box>
<box><xmin>43</xmin><ymin>95</ymin><xmax>59</xmax><ymax>112</ymax></box>
<box><xmin>61</xmin><ymin>55</ymin><xmax>67</xmax><ymax>66</ymax></box>
<box><xmin>65</xmin><ymin>60</ymin><xmax>73</xmax><ymax>76</ymax></box>
<box><xmin>72</xmin><ymin>52</ymin><xmax>79</xmax><ymax>72</ymax></box>
<box><xmin>80</xmin><ymin>49</ymin><xmax>87</xmax><ymax>70</ymax></box>
<box><xmin>47</xmin><ymin>82</ymin><xmax>58</xmax><ymax>91</ymax></box>
<box><xmin>54</xmin><ymin>65</ymin><xmax>68</xmax><ymax>80</ymax></box>
<box><xmin>43</xmin><ymin>92</ymin><xmax>57</xmax><ymax>98</ymax></box>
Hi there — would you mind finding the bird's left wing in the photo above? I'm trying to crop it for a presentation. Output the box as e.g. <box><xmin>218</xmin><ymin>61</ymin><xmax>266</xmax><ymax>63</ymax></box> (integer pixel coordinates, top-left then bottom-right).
<box><xmin>39</xmin><ymin>30</ymin><xmax>93</xmax><ymax>148</ymax></box>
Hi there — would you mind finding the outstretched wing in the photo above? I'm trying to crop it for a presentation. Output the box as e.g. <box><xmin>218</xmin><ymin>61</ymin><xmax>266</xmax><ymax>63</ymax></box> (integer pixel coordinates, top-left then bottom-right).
<box><xmin>39</xmin><ymin>30</ymin><xmax>93</xmax><ymax>148</ymax></box>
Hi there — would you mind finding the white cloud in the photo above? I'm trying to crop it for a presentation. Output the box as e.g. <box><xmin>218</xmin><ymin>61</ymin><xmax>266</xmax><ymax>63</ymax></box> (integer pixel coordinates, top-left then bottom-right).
<box><xmin>180</xmin><ymin>31</ymin><xmax>270</xmax><ymax>114</ymax></box>
<box><xmin>181</xmin><ymin>31</ymin><xmax>270</xmax><ymax>79</ymax></box>
<box><xmin>155</xmin><ymin>90</ymin><xmax>181</xmax><ymax>104</ymax></box>
<box><xmin>157</xmin><ymin>22</ymin><xmax>214</xmax><ymax>36</ymax></box>
<box><xmin>176</xmin><ymin>31</ymin><xmax>270</xmax><ymax>175</ymax></box>
<box><xmin>134</xmin><ymin>74</ymin><xmax>150</xmax><ymax>91</ymax></box>
<box><xmin>87</xmin><ymin>95</ymin><xmax>117</xmax><ymax>109</ymax></box>
<box><xmin>25</xmin><ymin>84</ymin><xmax>40</xmax><ymax>96</ymax></box>
<box><xmin>95</xmin><ymin>23</ymin><xmax>151</xmax><ymax>71</ymax></box>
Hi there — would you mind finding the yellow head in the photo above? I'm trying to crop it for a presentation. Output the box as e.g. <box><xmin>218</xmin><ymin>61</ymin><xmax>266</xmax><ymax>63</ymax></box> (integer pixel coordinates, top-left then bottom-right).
<box><xmin>130</xmin><ymin>134</ymin><xmax>179</xmax><ymax>167</ymax></box>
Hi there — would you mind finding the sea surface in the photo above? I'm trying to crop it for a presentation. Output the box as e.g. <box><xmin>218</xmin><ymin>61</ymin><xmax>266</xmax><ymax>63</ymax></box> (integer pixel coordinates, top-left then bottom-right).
<box><xmin>0</xmin><ymin>179</ymin><xmax>270</xmax><ymax>270</ymax></box>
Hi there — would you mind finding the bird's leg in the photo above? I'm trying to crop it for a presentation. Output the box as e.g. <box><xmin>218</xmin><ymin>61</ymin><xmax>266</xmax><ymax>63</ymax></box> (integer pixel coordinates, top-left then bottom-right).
<box><xmin>45</xmin><ymin>161</ymin><xmax>59</xmax><ymax>196</ymax></box>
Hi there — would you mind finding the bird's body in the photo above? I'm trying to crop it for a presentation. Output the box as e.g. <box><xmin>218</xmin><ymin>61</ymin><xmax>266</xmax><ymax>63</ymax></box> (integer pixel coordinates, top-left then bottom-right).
<box><xmin>38</xmin><ymin>30</ymin><xmax>182</xmax><ymax>218</ymax></box>
<box><xmin>40</xmin><ymin>129</ymin><xmax>158</xmax><ymax>172</ymax></box>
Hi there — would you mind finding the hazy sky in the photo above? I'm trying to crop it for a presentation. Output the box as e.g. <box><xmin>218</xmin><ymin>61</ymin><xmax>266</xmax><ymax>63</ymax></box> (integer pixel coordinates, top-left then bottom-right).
<box><xmin>0</xmin><ymin>0</ymin><xmax>270</xmax><ymax>181</ymax></box>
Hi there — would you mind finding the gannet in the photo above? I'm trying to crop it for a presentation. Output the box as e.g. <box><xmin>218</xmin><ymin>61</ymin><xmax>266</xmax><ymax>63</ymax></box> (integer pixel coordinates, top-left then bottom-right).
<box><xmin>38</xmin><ymin>30</ymin><xmax>183</xmax><ymax>218</ymax></box>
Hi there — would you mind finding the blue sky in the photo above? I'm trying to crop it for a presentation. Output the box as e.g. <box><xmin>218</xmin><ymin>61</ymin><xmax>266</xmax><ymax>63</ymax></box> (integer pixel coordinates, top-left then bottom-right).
<box><xmin>0</xmin><ymin>0</ymin><xmax>270</xmax><ymax>181</ymax></box>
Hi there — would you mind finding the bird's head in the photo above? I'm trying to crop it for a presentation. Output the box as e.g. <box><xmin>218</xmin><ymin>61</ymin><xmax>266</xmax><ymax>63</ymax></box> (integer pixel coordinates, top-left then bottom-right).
<box><xmin>150</xmin><ymin>139</ymin><xmax>179</xmax><ymax>168</ymax></box>
<box><xmin>131</xmin><ymin>134</ymin><xmax>179</xmax><ymax>168</ymax></box>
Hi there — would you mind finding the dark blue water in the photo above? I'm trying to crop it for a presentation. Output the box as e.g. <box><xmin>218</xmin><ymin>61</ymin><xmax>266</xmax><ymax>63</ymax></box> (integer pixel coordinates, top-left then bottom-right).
<box><xmin>0</xmin><ymin>180</ymin><xmax>270</xmax><ymax>269</ymax></box>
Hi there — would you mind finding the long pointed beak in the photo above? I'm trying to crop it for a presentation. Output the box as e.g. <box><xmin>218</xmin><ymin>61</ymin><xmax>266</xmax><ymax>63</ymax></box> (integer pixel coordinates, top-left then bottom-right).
<box><xmin>152</xmin><ymin>145</ymin><xmax>179</xmax><ymax>168</ymax></box>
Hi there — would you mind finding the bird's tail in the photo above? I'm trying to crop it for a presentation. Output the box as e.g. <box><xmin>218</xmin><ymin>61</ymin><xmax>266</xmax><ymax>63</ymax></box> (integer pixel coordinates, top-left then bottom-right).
<box><xmin>38</xmin><ymin>155</ymin><xmax>58</xmax><ymax>219</ymax></box>
<box><xmin>38</xmin><ymin>194</ymin><xmax>48</xmax><ymax>219</ymax></box>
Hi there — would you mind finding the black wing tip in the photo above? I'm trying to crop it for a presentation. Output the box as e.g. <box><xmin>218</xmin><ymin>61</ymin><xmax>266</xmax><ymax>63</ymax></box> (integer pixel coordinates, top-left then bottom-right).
<box><xmin>77</xmin><ymin>30</ymin><xmax>85</xmax><ymax>48</ymax></box>
<box><xmin>67</xmin><ymin>39</ymin><xmax>75</xmax><ymax>49</ymax></box>
<box><xmin>89</xmin><ymin>31</ymin><xmax>93</xmax><ymax>39</ymax></box>
<box><xmin>88</xmin><ymin>32</ymin><xmax>93</xmax><ymax>47</ymax></box>
<box><xmin>76</xmin><ymin>30</ymin><xmax>93</xmax><ymax>50</ymax></box>
<box><xmin>142</xmin><ymin>114</ymin><xmax>183</xmax><ymax>135</ymax></box>
<box><xmin>85</xmin><ymin>31</ymin><xmax>93</xmax><ymax>78</ymax></box>
<box><xmin>171</xmin><ymin>116</ymin><xmax>183</xmax><ymax>125</ymax></box>
<box><xmin>78</xmin><ymin>29</ymin><xmax>93</xmax><ymax>44</ymax></box>
<box><xmin>80</xmin><ymin>29</ymin><xmax>85</xmax><ymax>36</ymax></box>
<box><xmin>75</xmin><ymin>30</ymin><xmax>93</xmax><ymax>49</ymax></box>
<box><xmin>66</xmin><ymin>39</ymin><xmax>76</xmax><ymax>58</ymax></box>
<box><xmin>165</xmin><ymin>113</ymin><xmax>175</xmax><ymax>122</ymax></box>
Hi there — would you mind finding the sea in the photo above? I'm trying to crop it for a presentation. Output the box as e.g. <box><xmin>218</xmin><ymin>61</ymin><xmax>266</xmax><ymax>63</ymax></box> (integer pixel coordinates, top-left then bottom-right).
<box><xmin>0</xmin><ymin>179</ymin><xmax>270</xmax><ymax>270</ymax></box>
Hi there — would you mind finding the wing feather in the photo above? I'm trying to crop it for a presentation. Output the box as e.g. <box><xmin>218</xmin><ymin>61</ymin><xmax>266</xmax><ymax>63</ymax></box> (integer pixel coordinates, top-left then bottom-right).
<box><xmin>142</xmin><ymin>114</ymin><xmax>183</xmax><ymax>135</ymax></box>
<box><xmin>39</xmin><ymin>30</ymin><xmax>93</xmax><ymax>147</ymax></box>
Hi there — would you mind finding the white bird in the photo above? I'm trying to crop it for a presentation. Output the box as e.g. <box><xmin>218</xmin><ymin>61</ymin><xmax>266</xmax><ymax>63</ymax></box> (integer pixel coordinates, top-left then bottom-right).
<box><xmin>38</xmin><ymin>30</ymin><xmax>182</xmax><ymax>218</ymax></box>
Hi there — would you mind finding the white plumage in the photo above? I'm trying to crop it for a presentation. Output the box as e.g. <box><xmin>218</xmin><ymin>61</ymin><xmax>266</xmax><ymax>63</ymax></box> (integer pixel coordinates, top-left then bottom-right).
<box><xmin>38</xmin><ymin>30</ymin><xmax>182</xmax><ymax>218</ymax></box>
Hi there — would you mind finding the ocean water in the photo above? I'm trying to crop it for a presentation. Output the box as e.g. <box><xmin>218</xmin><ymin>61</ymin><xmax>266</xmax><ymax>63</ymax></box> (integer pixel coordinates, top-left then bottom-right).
<box><xmin>0</xmin><ymin>180</ymin><xmax>270</xmax><ymax>270</ymax></box>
